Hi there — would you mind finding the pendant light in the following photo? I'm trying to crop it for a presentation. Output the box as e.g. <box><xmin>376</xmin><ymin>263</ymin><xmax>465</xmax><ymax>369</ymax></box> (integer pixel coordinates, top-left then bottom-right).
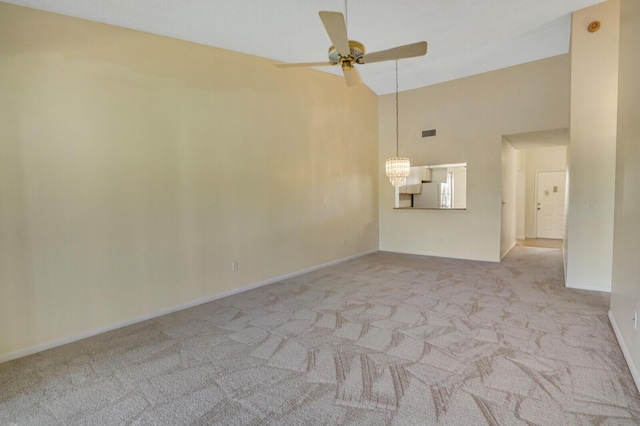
<box><xmin>385</xmin><ymin>61</ymin><xmax>410</xmax><ymax>187</ymax></box>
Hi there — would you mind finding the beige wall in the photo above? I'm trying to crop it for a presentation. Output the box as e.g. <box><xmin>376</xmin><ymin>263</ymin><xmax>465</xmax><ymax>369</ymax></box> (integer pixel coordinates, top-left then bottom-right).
<box><xmin>523</xmin><ymin>146</ymin><xmax>568</xmax><ymax>238</ymax></box>
<box><xmin>379</xmin><ymin>56</ymin><xmax>570</xmax><ymax>262</ymax></box>
<box><xmin>566</xmin><ymin>0</ymin><xmax>620</xmax><ymax>291</ymax></box>
<box><xmin>610</xmin><ymin>0</ymin><xmax>640</xmax><ymax>390</ymax></box>
<box><xmin>0</xmin><ymin>3</ymin><xmax>379</xmax><ymax>361</ymax></box>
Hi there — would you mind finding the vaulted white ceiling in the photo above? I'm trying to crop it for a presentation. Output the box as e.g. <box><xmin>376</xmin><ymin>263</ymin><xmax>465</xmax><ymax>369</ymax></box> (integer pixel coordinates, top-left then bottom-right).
<box><xmin>5</xmin><ymin>0</ymin><xmax>605</xmax><ymax>95</ymax></box>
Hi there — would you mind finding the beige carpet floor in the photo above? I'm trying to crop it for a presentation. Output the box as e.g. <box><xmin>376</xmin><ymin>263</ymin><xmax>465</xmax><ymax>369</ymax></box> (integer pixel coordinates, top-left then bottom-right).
<box><xmin>1</xmin><ymin>246</ymin><xmax>639</xmax><ymax>425</ymax></box>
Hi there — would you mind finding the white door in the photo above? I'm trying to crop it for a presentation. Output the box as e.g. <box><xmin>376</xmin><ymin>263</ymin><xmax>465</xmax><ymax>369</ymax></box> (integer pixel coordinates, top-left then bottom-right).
<box><xmin>536</xmin><ymin>170</ymin><xmax>566</xmax><ymax>239</ymax></box>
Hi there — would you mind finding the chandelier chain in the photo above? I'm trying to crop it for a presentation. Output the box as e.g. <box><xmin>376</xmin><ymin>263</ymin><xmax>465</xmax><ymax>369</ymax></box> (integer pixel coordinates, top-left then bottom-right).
<box><xmin>385</xmin><ymin>60</ymin><xmax>410</xmax><ymax>188</ymax></box>
<box><xmin>395</xmin><ymin>60</ymin><xmax>399</xmax><ymax>157</ymax></box>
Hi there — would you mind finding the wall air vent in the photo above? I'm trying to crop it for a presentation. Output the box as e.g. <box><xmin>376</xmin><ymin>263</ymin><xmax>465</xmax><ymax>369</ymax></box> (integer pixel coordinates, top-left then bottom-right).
<box><xmin>422</xmin><ymin>129</ymin><xmax>436</xmax><ymax>137</ymax></box>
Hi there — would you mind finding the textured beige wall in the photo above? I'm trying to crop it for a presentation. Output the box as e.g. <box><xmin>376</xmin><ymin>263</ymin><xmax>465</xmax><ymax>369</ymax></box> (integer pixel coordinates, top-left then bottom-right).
<box><xmin>566</xmin><ymin>0</ymin><xmax>620</xmax><ymax>291</ymax></box>
<box><xmin>0</xmin><ymin>3</ymin><xmax>379</xmax><ymax>360</ymax></box>
<box><xmin>379</xmin><ymin>56</ymin><xmax>570</xmax><ymax>262</ymax></box>
<box><xmin>611</xmin><ymin>0</ymin><xmax>640</xmax><ymax>389</ymax></box>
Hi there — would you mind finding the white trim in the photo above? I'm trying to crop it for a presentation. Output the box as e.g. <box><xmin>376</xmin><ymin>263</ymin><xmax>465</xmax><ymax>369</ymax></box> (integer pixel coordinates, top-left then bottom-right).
<box><xmin>562</xmin><ymin>245</ymin><xmax>567</xmax><ymax>285</ymax></box>
<box><xmin>0</xmin><ymin>249</ymin><xmax>378</xmax><ymax>364</ymax></box>
<box><xmin>565</xmin><ymin>283</ymin><xmax>612</xmax><ymax>293</ymax></box>
<box><xmin>501</xmin><ymin>241</ymin><xmax>516</xmax><ymax>261</ymax></box>
<box><xmin>608</xmin><ymin>311</ymin><xmax>640</xmax><ymax>393</ymax></box>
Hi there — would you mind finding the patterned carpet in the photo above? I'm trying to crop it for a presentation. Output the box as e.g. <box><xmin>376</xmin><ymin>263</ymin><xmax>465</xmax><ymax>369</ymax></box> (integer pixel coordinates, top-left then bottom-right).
<box><xmin>1</xmin><ymin>247</ymin><xmax>639</xmax><ymax>425</ymax></box>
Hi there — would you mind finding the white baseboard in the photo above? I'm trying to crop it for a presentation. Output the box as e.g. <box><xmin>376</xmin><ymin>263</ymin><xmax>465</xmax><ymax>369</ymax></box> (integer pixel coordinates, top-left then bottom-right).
<box><xmin>565</xmin><ymin>283</ymin><xmax>612</xmax><ymax>293</ymax></box>
<box><xmin>0</xmin><ymin>249</ymin><xmax>378</xmax><ymax>364</ymax></box>
<box><xmin>501</xmin><ymin>241</ymin><xmax>517</xmax><ymax>261</ymax></box>
<box><xmin>608</xmin><ymin>311</ymin><xmax>640</xmax><ymax>393</ymax></box>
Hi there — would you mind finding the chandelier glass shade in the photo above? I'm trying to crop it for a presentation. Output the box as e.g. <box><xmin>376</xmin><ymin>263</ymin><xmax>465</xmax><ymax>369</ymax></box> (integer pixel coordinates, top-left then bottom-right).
<box><xmin>385</xmin><ymin>157</ymin><xmax>410</xmax><ymax>187</ymax></box>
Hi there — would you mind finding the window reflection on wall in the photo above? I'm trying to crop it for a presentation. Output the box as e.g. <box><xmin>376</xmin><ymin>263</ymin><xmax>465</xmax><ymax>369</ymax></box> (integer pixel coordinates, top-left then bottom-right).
<box><xmin>395</xmin><ymin>163</ymin><xmax>467</xmax><ymax>209</ymax></box>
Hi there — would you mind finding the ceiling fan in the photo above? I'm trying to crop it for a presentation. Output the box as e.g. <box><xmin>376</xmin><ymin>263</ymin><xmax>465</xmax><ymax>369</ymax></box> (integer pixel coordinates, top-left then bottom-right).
<box><xmin>274</xmin><ymin>11</ymin><xmax>428</xmax><ymax>87</ymax></box>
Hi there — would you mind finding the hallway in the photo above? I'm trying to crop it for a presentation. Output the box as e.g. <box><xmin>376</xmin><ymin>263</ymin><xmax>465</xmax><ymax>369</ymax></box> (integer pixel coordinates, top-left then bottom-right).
<box><xmin>517</xmin><ymin>238</ymin><xmax>563</xmax><ymax>249</ymax></box>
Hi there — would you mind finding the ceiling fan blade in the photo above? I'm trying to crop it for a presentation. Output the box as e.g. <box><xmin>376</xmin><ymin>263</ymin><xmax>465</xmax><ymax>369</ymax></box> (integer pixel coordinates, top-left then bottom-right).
<box><xmin>274</xmin><ymin>61</ymin><xmax>334</xmax><ymax>68</ymax></box>
<box><xmin>319</xmin><ymin>11</ymin><xmax>350</xmax><ymax>57</ymax></box>
<box><xmin>360</xmin><ymin>41</ymin><xmax>428</xmax><ymax>64</ymax></box>
<box><xmin>343</xmin><ymin>66</ymin><xmax>362</xmax><ymax>87</ymax></box>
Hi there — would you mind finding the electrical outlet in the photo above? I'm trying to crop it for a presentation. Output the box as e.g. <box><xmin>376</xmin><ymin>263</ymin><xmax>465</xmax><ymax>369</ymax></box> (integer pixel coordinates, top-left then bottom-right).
<box><xmin>342</xmin><ymin>239</ymin><xmax>346</xmax><ymax>246</ymax></box>
<box><xmin>231</xmin><ymin>260</ymin><xmax>238</xmax><ymax>272</ymax></box>
<box><xmin>634</xmin><ymin>311</ymin><xmax>637</xmax><ymax>330</ymax></box>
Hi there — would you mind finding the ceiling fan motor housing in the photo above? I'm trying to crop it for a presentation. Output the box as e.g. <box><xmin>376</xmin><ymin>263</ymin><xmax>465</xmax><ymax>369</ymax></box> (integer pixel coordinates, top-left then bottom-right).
<box><xmin>328</xmin><ymin>40</ymin><xmax>365</xmax><ymax>65</ymax></box>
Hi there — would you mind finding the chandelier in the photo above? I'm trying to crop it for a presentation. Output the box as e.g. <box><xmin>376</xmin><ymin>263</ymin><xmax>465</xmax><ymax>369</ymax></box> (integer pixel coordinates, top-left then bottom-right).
<box><xmin>385</xmin><ymin>61</ymin><xmax>410</xmax><ymax>187</ymax></box>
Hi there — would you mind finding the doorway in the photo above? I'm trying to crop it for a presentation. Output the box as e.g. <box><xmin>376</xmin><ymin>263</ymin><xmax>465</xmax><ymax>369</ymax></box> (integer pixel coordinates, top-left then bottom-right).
<box><xmin>535</xmin><ymin>170</ymin><xmax>566</xmax><ymax>239</ymax></box>
<box><xmin>500</xmin><ymin>128</ymin><xmax>569</xmax><ymax>258</ymax></box>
